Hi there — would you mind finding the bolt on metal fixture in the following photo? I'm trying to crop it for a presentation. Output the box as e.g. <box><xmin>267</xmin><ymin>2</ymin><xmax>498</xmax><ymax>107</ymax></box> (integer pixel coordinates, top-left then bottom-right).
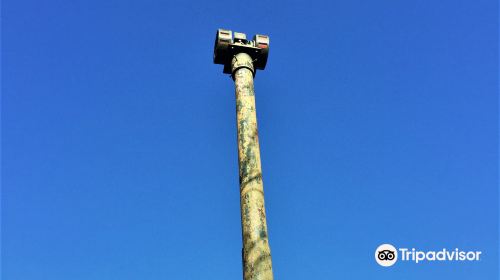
<box><xmin>213</xmin><ymin>29</ymin><xmax>273</xmax><ymax>280</ymax></box>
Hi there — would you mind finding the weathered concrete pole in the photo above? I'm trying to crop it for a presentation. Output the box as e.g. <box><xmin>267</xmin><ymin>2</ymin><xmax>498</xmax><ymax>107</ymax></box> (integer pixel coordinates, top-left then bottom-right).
<box><xmin>213</xmin><ymin>29</ymin><xmax>273</xmax><ymax>280</ymax></box>
<box><xmin>232</xmin><ymin>53</ymin><xmax>273</xmax><ymax>280</ymax></box>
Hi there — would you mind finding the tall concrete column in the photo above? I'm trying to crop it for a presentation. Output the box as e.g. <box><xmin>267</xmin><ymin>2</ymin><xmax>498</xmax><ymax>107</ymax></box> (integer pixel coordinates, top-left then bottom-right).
<box><xmin>232</xmin><ymin>52</ymin><xmax>274</xmax><ymax>280</ymax></box>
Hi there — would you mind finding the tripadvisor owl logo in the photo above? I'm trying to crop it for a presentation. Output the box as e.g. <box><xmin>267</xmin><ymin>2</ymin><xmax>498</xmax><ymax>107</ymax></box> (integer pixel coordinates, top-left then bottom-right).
<box><xmin>375</xmin><ymin>244</ymin><xmax>398</xmax><ymax>267</ymax></box>
<box><xmin>375</xmin><ymin>243</ymin><xmax>482</xmax><ymax>267</ymax></box>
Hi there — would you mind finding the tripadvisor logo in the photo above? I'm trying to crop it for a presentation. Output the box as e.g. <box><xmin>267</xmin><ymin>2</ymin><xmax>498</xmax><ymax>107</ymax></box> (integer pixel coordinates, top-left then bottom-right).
<box><xmin>375</xmin><ymin>244</ymin><xmax>398</xmax><ymax>267</ymax></box>
<box><xmin>375</xmin><ymin>244</ymin><xmax>482</xmax><ymax>267</ymax></box>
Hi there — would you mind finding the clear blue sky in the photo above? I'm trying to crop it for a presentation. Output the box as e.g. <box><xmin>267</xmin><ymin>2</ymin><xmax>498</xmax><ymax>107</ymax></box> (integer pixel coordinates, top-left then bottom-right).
<box><xmin>2</xmin><ymin>0</ymin><xmax>498</xmax><ymax>279</ymax></box>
